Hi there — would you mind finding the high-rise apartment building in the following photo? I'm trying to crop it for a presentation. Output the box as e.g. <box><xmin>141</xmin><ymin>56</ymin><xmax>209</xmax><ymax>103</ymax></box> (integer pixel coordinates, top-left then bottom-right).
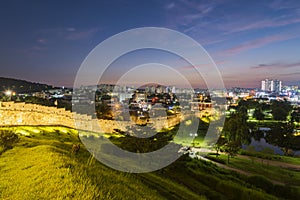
<box><xmin>261</xmin><ymin>79</ymin><xmax>282</xmax><ymax>93</ymax></box>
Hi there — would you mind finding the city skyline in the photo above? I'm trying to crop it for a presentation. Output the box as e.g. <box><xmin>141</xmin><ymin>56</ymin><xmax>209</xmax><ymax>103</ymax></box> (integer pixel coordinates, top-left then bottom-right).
<box><xmin>1</xmin><ymin>1</ymin><xmax>300</xmax><ymax>88</ymax></box>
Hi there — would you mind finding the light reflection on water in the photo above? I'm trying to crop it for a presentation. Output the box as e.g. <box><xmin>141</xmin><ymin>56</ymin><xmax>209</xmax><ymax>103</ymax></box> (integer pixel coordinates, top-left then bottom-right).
<box><xmin>243</xmin><ymin>138</ymin><xmax>300</xmax><ymax>156</ymax></box>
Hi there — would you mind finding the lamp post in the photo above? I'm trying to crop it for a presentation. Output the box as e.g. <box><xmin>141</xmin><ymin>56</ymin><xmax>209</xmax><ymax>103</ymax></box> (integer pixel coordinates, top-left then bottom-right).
<box><xmin>5</xmin><ymin>90</ymin><xmax>12</xmax><ymax>101</ymax></box>
<box><xmin>189</xmin><ymin>133</ymin><xmax>198</xmax><ymax>147</ymax></box>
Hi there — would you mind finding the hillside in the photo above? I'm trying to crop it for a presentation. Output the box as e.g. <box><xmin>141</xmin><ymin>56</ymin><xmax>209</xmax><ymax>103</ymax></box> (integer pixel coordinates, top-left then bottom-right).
<box><xmin>0</xmin><ymin>77</ymin><xmax>54</xmax><ymax>93</ymax></box>
<box><xmin>1</xmin><ymin>126</ymin><xmax>297</xmax><ymax>199</ymax></box>
<box><xmin>0</xmin><ymin>126</ymin><xmax>207</xmax><ymax>200</ymax></box>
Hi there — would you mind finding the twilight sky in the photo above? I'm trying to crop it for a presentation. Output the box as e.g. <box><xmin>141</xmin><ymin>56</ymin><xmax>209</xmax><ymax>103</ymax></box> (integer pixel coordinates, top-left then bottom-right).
<box><xmin>0</xmin><ymin>0</ymin><xmax>300</xmax><ymax>88</ymax></box>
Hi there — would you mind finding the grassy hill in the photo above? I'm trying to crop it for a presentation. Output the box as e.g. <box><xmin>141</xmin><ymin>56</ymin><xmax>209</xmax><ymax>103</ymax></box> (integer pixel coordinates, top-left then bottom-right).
<box><xmin>0</xmin><ymin>126</ymin><xmax>299</xmax><ymax>199</ymax></box>
<box><xmin>0</xmin><ymin>126</ymin><xmax>206</xmax><ymax>200</ymax></box>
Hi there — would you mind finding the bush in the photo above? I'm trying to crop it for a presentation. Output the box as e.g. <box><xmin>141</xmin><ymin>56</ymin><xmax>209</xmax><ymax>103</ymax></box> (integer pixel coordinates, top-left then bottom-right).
<box><xmin>0</xmin><ymin>130</ymin><xmax>19</xmax><ymax>151</ymax></box>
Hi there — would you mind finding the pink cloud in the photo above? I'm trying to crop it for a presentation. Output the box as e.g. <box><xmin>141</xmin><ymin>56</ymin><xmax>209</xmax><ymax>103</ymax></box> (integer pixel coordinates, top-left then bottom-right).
<box><xmin>179</xmin><ymin>1</ymin><xmax>218</xmax><ymax>15</ymax></box>
<box><xmin>38</xmin><ymin>27</ymin><xmax>99</xmax><ymax>41</ymax></box>
<box><xmin>223</xmin><ymin>34</ymin><xmax>297</xmax><ymax>55</ymax></box>
<box><xmin>201</xmin><ymin>38</ymin><xmax>225</xmax><ymax>45</ymax></box>
<box><xmin>280</xmin><ymin>72</ymin><xmax>300</xmax><ymax>77</ymax></box>
<box><xmin>267</xmin><ymin>0</ymin><xmax>297</xmax><ymax>11</ymax></box>
<box><xmin>165</xmin><ymin>1</ymin><xmax>221</xmax><ymax>27</ymax></box>
<box><xmin>179</xmin><ymin>60</ymin><xmax>227</xmax><ymax>70</ymax></box>
<box><xmin>226</xmin><ymin>16</ymin><xmax>300</xmax><ymax>34</ymax></box>
<box><xmin>251</xmin><ymin>61</ymin><xmax>300</xmax><ymax>69</ymax></box>
<box><xmin>64</xmin><ymin>28</ymin><xmax>98</xmax><ymax>40</ymax></box>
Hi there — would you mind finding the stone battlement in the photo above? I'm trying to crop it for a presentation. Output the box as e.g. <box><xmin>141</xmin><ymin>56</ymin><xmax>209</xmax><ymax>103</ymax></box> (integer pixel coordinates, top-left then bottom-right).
<box><xmin>0</xmin><ymin>102</ymin><xmax>181</xmax><ymax>133</ymax></box>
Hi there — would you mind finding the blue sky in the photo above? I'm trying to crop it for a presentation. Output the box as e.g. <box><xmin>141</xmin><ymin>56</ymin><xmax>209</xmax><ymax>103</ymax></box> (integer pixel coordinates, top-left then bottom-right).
<box><xmin>0</xmin><ymin>0</ymin><xmax>300</xmax><ymax>88</ymax></box>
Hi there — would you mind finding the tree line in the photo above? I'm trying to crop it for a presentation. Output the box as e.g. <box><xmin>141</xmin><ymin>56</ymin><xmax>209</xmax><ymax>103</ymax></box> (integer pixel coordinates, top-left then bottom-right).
<box><xmin>216</xmin><ymin>99</ymin><xmax>299</xmax><ymax>162</ymax></box>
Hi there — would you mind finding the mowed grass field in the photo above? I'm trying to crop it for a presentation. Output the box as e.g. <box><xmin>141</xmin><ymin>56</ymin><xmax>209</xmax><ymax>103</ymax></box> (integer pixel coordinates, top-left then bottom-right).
<box><xmin>1</xmin><ymin>125</ymin><xmax>299</xmax><ymax>200</ymax></box>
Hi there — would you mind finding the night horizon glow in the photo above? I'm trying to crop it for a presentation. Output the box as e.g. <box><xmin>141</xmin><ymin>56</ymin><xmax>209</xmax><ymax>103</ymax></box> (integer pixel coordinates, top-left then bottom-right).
<box><xmin>1</xmin><ymin>1</ymin><xmax>300</xmax><ymax>88</ymax></box>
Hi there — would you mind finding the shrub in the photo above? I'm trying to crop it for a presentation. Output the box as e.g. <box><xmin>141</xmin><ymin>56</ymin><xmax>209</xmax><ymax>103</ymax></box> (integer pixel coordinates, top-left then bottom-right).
<box><xmin>0</xmin><ymin>130</ymin><xmax>19</xmax><ymax>151</ymax></box>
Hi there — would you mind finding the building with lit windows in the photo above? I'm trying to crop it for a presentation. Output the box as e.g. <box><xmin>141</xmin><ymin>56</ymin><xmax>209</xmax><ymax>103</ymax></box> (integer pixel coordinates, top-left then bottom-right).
<box><xmin>261</xmin><ymin>79</ymin><xmax>282</xmax><ymax>93</ymax></box>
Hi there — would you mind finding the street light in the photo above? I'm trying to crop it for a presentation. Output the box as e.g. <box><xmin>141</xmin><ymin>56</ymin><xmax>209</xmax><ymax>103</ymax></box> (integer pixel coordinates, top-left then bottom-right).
<box><xmin>189</xmin><ymin>133</ymin><xmax>198</xmax><ymax>147</ymax></box>
<box><xmin>5</xmin><ymin>90</ymin><xmax>12</xmax><ymax>96</ymax></box>
<box><xmin>5</xmin><ymin>90</ymin><xmax>12</xmax><ymax>101</ymax></box>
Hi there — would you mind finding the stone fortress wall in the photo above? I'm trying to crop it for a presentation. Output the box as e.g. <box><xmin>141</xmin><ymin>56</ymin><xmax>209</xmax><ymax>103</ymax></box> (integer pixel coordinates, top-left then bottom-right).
<box><xmin>0</xmin><ymin>102</ymin><xmax>181</xmax><ymax>133</ymax></box>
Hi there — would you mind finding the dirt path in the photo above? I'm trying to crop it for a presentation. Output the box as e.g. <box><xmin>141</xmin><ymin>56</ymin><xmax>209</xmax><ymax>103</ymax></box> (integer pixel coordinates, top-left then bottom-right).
<box><xmin>198</xmin><ymin>156</ymin><xmax>252</xmax><ymax>175</ymax></box>
<box><xmin>190</xmin><ymin>148</ymin><xmax>298</xmax><ymax>185</ymax></box>
<box><xmin>198</xmin><ymin>156</ymin><xmax>285</xmax><ymax>185</ymax></box>
<box><xmin>237</xmin><ymin>155</ymin><xmax>300</xmax><ymax>171</ymax></box>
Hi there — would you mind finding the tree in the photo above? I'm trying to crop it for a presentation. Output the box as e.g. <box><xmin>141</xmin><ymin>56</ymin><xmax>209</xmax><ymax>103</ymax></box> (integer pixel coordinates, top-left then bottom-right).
<box><xmin>95</xmin><ymin>103</ymin><xmax>113</xmax><ymax>119</ymax></box>
<box><xmin>223</xmin><ymin>112</ymin><xmax>250</xmax><ymax>146</ymax></box>
<box><xmin>221</xmin><ymin>103</ymin><xmax>251</xmax><ymax>163</ymax></box>
<box><xmin>253</xmin><ymin>107</ymin><xmax>265</xmax><ymax>120</ymax></box>
<box><xmin>281</xmin><ymin>122</ymin><xmax>295</xmax><ymax>155</ymax></box>
<box><xmin>0</xmin><ymin>130</ymin><xmax>19</xmax><ymax>152</ymax></box>
<box><xmin>214</xmin><ymin>136</ymin><xmax>226</xmax><ymax>157</ymax></box>
<box><xmin>271</xmin><ymin>100</ymin><xmax>292</xmax><ymax>121</ymax></box>
<box><xmin>291</xmin><ymin>108</ymin><xmax>300</xmax><ymax>122</ymax></box>
<box><xmin>266</xmin><ymin>122</ymin><xmax>295</xmax><ymax>154</ymax></box>
<box><xmin>110</xmin><ymin>125</ymin><xmax>177</xmax><ymax>153</ymax></box>
<box><xmin>223</xmin><ymin>140</ymin><xmax>240</xmax><ymax>164</ymax></box>
<box><xmin>236</xmin><ymin>105</ymin><xmax>248</xmax><ymax>124</ymax></box>
<box><xmin>272</xmin><ymin>107</ymin><xmax>288</xmax><ymax>121</ymax></box>
<box><xmin>237</xmin><ymin>99</ymin><xmax>258</xmax><ymax>110</ymax></box>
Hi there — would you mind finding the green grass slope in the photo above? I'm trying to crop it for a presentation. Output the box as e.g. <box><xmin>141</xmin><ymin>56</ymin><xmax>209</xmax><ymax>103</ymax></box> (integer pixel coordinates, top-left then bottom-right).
<box><xmin>0</xmin><ymin>126</ymin><xmax>206</xmax><ymax>200</ymax></box>
<box><xmin>1</xmin><ymin>126</ymin><xmax>297</xmax><ymax>200</ymax></box>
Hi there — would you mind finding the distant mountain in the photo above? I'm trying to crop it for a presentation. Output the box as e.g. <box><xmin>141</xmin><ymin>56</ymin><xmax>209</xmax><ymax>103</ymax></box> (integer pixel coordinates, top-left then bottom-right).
<box><xmin>0</xmin><ymin>77</ymin><xmax>55</xmax><ymax>93</ymax></box>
